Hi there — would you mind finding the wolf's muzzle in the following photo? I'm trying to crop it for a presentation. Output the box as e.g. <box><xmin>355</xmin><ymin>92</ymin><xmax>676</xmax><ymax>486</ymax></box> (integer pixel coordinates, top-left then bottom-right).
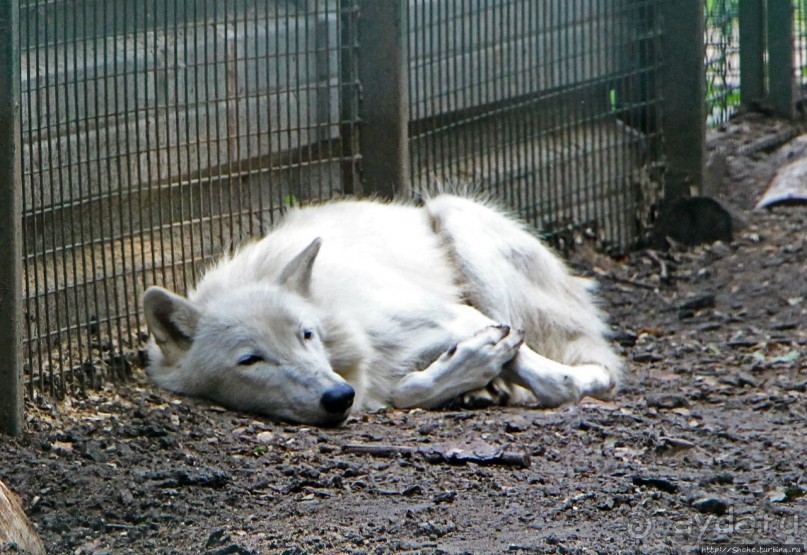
<box><xmin>320</xmin><ymin>383</ymin><xmax>355</xmax><ymax>415</ymax></box>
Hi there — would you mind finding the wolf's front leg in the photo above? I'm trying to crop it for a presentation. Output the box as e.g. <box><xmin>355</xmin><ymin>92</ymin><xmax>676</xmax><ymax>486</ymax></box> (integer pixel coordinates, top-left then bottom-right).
<box><xmin>391</xmin><ymin>325</ymin><xmax>524</xmax><ymax>409</ymax></box>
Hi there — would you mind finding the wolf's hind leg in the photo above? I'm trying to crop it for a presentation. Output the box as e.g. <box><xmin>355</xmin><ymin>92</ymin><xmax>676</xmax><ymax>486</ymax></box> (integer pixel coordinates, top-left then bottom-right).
<box><xmin>503</xmin><ymin>347</ymin><xmax>616</xmax><ymax>407</ymax></box>
<box><xmin>391</xmin><ymin>325</ymin><xmax>524</xmax><ymax>410</ymax></box>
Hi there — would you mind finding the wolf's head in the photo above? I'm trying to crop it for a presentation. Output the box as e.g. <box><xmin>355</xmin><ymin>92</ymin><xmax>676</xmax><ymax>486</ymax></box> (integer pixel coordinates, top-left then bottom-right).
<box><xmin>142</xmin><ymin>238</ymin><xmax>357</xmax><ymax>426</ymax></box>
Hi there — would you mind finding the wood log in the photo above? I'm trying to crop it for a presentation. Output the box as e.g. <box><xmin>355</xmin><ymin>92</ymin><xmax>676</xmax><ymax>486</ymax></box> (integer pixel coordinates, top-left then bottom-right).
<box><xmin>757</xmin><ymin>139</ymin><xmax>807</xmax><ymax>208</ymax></box>
<box><xmin>0</xmin><ymin>479</ymin><xmax>45</xmax><ymax>555</ymax></box>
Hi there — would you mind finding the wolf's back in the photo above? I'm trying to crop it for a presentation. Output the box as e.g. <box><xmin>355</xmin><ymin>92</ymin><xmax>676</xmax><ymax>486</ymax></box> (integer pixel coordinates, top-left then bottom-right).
<box><xmin>191</xmin><ymin>199</ymin><xmax>463</xmax><ymax>324</ymax></box>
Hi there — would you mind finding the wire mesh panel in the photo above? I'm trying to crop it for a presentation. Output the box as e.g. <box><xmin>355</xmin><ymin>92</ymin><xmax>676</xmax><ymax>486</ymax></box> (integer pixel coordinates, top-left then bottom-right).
<box><xmin>20</xmin><ymin>0</ymin><xmax>359</xmax><ymax>398</ymax></box>
<box><xmin>795</xmin><ymin>0</ymin><xmax>807</xmax><ymax>101</ymax></box>
<box><xmin>705</xmin><ymin>0</ymin><xmax>740</xmax><ymax>126</ymax></box>
<box><xmin>407</xmin><ymin>0</ymin><xmax>664</xmax><ymax>249</ymax></box>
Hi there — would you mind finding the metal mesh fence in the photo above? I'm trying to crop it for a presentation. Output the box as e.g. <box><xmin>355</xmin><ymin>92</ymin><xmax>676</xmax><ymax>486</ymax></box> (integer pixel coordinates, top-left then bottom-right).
<box><xmin>795</xmin><ymin>0</ymin><xmax>807</xmax><ymax>100</ymax></box>
<box><xmin>20</xmin><ymin>0</ymin><xmax>359</xmax><ymax>398</ymax></box>
<box><xmin>7</xmin><ymin>0</ymin><xmax>806</xmax><ymax>414</ymax></box>
<box><xmin>407</xmin><ymin>0</ymin><xmax>664</xmax><ymax>248</ymax></box>
<box><xmin>705</xmin><ymin>0</ymin><xmax>740</xmax><ymax>126</ymax></box>
<box><xmin>15</xmin><ymin>0</ymin><xmax>671</xmax><ymax>402</ymax></box>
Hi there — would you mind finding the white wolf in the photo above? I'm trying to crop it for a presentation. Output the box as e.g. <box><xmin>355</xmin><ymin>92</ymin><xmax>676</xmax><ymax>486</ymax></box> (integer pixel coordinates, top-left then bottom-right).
<box><xmin>143</xmin><ymin>194</ymin><xmax>623</xmax><ymax>426</ymax></box>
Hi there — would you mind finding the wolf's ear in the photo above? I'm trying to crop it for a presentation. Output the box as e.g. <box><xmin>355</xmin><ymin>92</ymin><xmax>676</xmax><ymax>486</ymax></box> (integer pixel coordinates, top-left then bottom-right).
<box><xmin>142</xmin><ymin>286</ymin><xmax>200</xmax><ymax>364</ymax></box>
<box><xmin>277</xmin><ymin>237</ymin><xmax>322</xmax><ymax>297</ymax></box>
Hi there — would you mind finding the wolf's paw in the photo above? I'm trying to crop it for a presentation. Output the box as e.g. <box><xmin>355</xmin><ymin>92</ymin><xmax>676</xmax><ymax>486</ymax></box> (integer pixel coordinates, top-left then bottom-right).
<box><xmin>575</xmin><ymin>364</ymin><xmax>617</xmax><ymax>401</ymax></box>
<box><xmin>458</xmin><ymin>377</ymin><xmax>513</xmax><ymax>409</ymax></box>
<box><xmin>446</xmin><ymin>325</ymin><xmax>524</xmax><ymax>383</ymax></box>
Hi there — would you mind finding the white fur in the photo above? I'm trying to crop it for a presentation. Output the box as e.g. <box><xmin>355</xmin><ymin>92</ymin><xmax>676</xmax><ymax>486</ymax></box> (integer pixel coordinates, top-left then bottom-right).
<box><xmin>142</xmin><ymin>194</ymin><xmax>624</xmax><ymax>426</ymax></box>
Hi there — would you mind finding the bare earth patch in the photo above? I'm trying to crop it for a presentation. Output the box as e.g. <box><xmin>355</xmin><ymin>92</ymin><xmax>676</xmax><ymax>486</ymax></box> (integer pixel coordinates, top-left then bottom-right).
<box><xmin>2</xmin><ymin>114</ymin><xmax>805</xmax><ymax>554</ymax></box>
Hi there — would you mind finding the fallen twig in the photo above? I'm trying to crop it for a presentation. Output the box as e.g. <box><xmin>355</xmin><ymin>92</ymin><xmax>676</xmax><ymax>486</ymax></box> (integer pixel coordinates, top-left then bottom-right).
<box><xmin>645</xmin><ymin>249</ymin><xmax>669</xmax><ymax>284</ymax></box>
<box><xmin>593</xmin><ymin>267</ymin><xmax>656</xmax><ymax>290</ymax></box>
<box><xmin>342</xmin><ymin>444</ymin><xmax>416</xmax><ymax>458</ymax></box>
<box><xmin>737</xmin><ymin>128</ymin><xmax>797</xmax><ymax>156</ymax></box>
<box><xmin>342</xmin><ymin>440</ymin><xmax>531</xmax><ymax>469</ymax></box>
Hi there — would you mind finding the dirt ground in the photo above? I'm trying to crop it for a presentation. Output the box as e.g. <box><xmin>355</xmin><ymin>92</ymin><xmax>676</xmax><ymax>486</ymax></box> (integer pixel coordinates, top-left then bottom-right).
<box><xmin>2</xmin><ymin>113</ymin><xmax>806</xmax><ymax>554</ymax></box>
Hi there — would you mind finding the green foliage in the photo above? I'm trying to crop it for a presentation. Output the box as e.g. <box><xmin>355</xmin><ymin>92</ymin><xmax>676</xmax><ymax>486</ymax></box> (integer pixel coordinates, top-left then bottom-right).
<box><xmin>284</xmin><ymin>194</ymin><xmax>299</xmax><ymax>208</ymax></box>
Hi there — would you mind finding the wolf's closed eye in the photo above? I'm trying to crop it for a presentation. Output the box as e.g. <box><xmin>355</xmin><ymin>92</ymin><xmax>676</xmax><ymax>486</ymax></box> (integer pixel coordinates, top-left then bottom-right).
<box><xmin>238</xmin><ymin>354</ymin><xmax>264</xmax><ymax>366</ymax></box>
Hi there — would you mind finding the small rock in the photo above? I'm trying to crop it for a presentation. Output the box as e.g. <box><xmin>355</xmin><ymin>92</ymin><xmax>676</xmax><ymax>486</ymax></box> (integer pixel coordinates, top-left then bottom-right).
<box><xmin>785</xmin><ymin>380</ymin><xmax>807</xmax><ymax>393</ymax></box>
<box><xmin>613</xmin><ymin>330</ymin><xmax>638</xmax><ymax>347</ymax></box>
<box><xmin>81</xmin><ymin>441</ymin><xmax>107</xmax><ymax>463</ymax></box>
<box><xmin>118</xmin><ymin>488</ymin><xmax>135</xmax><ymax>506</ymax></box>
<box><xmin>417</xmin><ymin>423</ymin><xmax>440</xmax><ymax>436</ymax></box>
<box><xmin>138</xmin><ymin>424</ymin><xmax>168</xmax><ymax>438</ymax></box>
<box><xmin>504</xmin><ymin>416</ymin><xmax>530</xmax><ymax>433</ymax></box>
<box><xmin>389</xmin><ymin>540</ymin><xmax>422</xmax><ymax>552</ymax></box>
<box><xmin>632</xmin><ymin>476</ymin><xmax>678</xmax><ymax>494</ymax></box>
<box><xmin>148</xmin><ymin>467</ymin><xmax>231</xmax><ymax>489</ymax></box>
<box><xmin>432</xmin><ymin>491</ymin><xmax>457</xmax><ymax>504</ymax></box>
<box><xmin>205</xmin><ymin>545</ymin><xmax>257</xmax><ymax>555</ymax></box>
<box><xmin>692</xmin><ymin>497</ymin><xmax>729</xmax><ymax>516</ymax></box>
<box><xmin>728</xmin><ymin>338</ymin><xmax>759</xmax><ymax>348</ymax></box>
<box><xmin>762</xmin><ymin>257</ymin><xmax>785</xmax><ymax>268</ymax></box>
<box><xmin>655</xmin><ymin>437</ymin><xmax>695</xmax><ymax>455</ymax></box>
<box><xmin>698</xmin><ymin>322</ymin><xmax>722</xmax><ymax>332</ymax></box>
<box><xmin>51</xmin><ymin>441</ymin><xmax>74</xmax><ymax>455</ymax></box>
<box><xmin>677</xmin><ymin>293</ymin><xmax>716</xmax><ymax>312</ymax></box>
<box><xmin>402</xmin><ymin>485</ymin><xmax>423</xmax><ymax>497</ymax></box>
<box><xmin>632</xmin><ymin>352</ymin><xmax>663</xmax><ymax>363</ymax></box>
<box><xmin>718</xmin><ymin>373</ymin><xmax>757</xmax><ymax>388</ymax></box>
<box><xmin>701</xmin><ymin>472</ymin><xmax>734</xmax><ymax>486</ymax></box>
<box><xmin>771</xmin><ymin>321</ymin><xmax>798</xmax><ymax>331</ymax></box>
<box><xmin>255</xmin><ymin>431</ymin><xmax>274</xmax><ymax>443</ymax></box>
<box><xmin>417</xmin><ymin>520</ymin><xmax>455</xmax><ymax>538</ymax></box>
<box><xmin>205</xmin><ymin>529</ymin><xmax>231</xmax><ymax>548</ymax></box>
<box><xmin>646</xmin><ymin>394</ymin><xmax>689</xmax><ymax>410</ymax></box>
<box><xmin>597</xmin><ymin>496</ymin><xmax>616</xmax><ymax>511</ymax></box>
<box><xmin>768</xmin><ymin>486</ymin><xmax>806</xmax><ymax>503</ymax></box>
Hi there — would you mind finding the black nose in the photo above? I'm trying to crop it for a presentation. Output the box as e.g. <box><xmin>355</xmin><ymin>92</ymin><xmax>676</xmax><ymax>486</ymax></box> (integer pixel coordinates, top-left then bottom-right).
<box><xmin>320</xmin><ymin>383</ymin><xmax>355</xmax><ymax>414</ymax></box>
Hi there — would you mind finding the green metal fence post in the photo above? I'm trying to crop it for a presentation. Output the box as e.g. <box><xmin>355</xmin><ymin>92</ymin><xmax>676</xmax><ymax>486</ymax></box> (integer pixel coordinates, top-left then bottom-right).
<box><xmin>356</xmin><ymin>0</ymin><xmax>409</xmax><ymax>199</ymax></box>
<box><xmin>767</xmin><ymin>0</ymin><xmax>796</xmax><ymax>118</ymax></box>
<box><xmin>661</xmin><ymin>0</ymin><xmax>706</xmax><ymax>199</ymax></box>
<box><xmin>0</xmin><ymin>0</ymin><xmax>23</xmax><ymax>436</ymax></box>
<box><xmin>739</xmin><ymin>0</ymin><xmax>766</xmax><ymax>108</ymax></box>
<box><xmin>340</xmin><ymin>0</ymin><xmax>361</xmax><ymax>196</ymax></box>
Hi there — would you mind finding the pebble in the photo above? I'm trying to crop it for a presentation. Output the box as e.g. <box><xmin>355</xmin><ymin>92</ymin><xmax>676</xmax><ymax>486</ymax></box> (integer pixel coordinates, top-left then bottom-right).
<box><xmin>504</xmin><ymin>416</ymin><xmax>530</xmax><ymax>433</ymax></box>
<box><xmin>632</xmin><ymin>475</ymin><xmax>679</xmax><ymax>494</ymax></box>
<box><xmin>432</xmin><ymin>491</ymin><xmax>457</xmax><ymax>504</ymax></box>
<box><xmin>597</xmin><ymin>496</ymin><xmax>616</xmax><ymax>511</ymax></box>
<box><xmin>255</xmin><ymin>431</ymin><xmax>274</xmax><ymax>443</ymax></box>
<box><xmin>655</xmin><ymin>437</ymin><xmax>696</xmax><ymax>455</ymax></box>
<box><xmin>646</xmin><ymin>394</ymin><xmax>689</xmax><ymax>410</ymax></box>
<box><xmin>678</xmin><ymin>293</ymin><xmax>716</xmax><ymax>312</ymax></box>
<box><xmin>632</xmin><ymin>352</ymin><xmax>663</xmax><ymax>363</ymax></box>
<box><xmin>118</xmin><ymin>488</ymin><xmax>135</xmax><ymax>506</ymax></box>
<box><xmin>700</xmin><ymin>472</ymin><xmax>734</xmax><ymax>486</ymax></box>
<box><xmin>692</xmin><ymin>497</ymin><xmax>729</xmax><ymax>516</ymax></box>
<box><xmin>718</xmin><ymin>373</ymin><xmax>757</xmax><ymax>388</ymax></box>
<box><xmin>769</xmin><ymin>486</ymin><xmax>806</xmax><ymax>503</ymax></box>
